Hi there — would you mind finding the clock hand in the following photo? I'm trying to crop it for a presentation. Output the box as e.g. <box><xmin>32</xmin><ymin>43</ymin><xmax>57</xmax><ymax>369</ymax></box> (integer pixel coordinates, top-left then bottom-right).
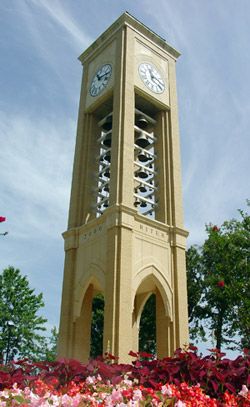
<box><xmin>151</xmin><ymin>75</ymin><xmax>163</xmax><ymax>87</ymax></box>
<box><xmin>98</xmin><ymin>71</ymin><xmax>110</xmax><ymax>80</ymax></box>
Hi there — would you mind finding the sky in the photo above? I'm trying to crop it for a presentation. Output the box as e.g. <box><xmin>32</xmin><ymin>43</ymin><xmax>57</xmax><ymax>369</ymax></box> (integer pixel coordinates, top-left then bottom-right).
<box><xmin>0</xmin><ymin>1</ymin><xmax>249</xmax><ymax>354</ymax></box>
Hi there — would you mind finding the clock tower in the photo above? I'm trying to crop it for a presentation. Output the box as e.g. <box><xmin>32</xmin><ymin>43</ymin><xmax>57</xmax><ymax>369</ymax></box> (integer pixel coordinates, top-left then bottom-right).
<box><xmin>58</xmin><ymin>12</ymin><xmax>189</xmax><ymax>362</ymax></box>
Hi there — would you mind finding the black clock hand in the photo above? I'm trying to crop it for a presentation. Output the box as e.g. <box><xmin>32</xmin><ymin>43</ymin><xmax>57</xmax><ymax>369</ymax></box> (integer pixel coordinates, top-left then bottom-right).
<box><xmin>97</xmin><ymin>69</ymin><xmax>111</xmax><ymax>80</ymax></box>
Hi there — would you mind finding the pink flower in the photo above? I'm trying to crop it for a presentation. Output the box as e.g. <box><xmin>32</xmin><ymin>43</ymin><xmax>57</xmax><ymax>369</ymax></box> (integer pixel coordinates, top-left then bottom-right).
<box><xmin>0</xmin><ymin>217</ymin><xmax>6</xmax><ymax>223</ymax></box>
<box><xmin>161</xmin><ymin>384</ymin><xmax>173</xmax><ymax>397</ymax></box>
<box><xmin>217</xmin><ymin>280</ymin><xmax>225</xmax><ymax>288</ymax></box>
<box><xmin>111</xmin><ymin>389</ymin><xmax>123</xmax><ymax>403</ymax></box>
<box><xmin>239</xmin><ymin>385</ymin><xmax>248</xmax><ymax>398</ymax></box>
<box><xmin>175</xmin><ymin>401</ymin><xmax>186</xmax><ymax>407</ymax></box>
<box><xmin>133</xmin><ymin>388</ymin><xmax>142</xmax><ymax>400</ymax></box>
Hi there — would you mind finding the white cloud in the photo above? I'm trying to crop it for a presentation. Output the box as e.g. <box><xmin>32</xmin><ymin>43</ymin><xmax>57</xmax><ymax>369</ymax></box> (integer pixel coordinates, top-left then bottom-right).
<box><xmin>0</xmin><ymin>111</ymin><xmax>75</xmax><ymax>239</ymax></box>
<box><xmin>29</xmin><ymin>0</ymin><xmax>92</xmax><ymax>50</ymax></box>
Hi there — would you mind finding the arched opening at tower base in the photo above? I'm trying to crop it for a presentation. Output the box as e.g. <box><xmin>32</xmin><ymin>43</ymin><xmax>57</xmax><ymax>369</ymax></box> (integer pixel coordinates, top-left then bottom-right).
<box><xmin>133</xmin><ymin>273</ymin><xmax>173</xmax><ymax>358</ymax></box>
<box><xmin>139</xmin><ymin>293</ymin><xmax>156</xmax><ymax>354</ymax></box>
<box><xmin>90</xmin><ymin>293</ymin><xmax>104</xmax><ymax>358</ymax></box>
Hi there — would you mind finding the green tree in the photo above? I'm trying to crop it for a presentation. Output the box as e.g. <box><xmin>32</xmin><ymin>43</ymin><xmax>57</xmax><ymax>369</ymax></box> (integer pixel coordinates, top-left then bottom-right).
<box><xmin>34</xmin><ymin>327</ymin><xmax>58</xmax><ymax>362</ymax></box>
<box><xmin>139</xmin><ymin>294</ymin><xmax>156</xmax><ymax>354</ymax></box>
<box><xmin>90</xmin><ymin>294</ymin><xmax>104</xmax><ymax>358</ymax></box>
<box><xmin>187</xmin><ymin>203</ymin><xmax>250</xmax><ymax>351</ymax></box>
<box><xmin>0</xmin><ymin>267</ymin><xmax>47</xmax><ymax>363</ymax></box>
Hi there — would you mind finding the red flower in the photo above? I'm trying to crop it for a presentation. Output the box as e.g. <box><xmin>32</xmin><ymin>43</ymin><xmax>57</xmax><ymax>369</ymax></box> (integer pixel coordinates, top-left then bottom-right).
<box><xmin>0</xmin><ymin>216</ymin><xmax>6</xmax><ymax>223</ymax></box>
<box><xmin>217</xmin><ymin>280</ymin><xmax>225</xmax><ymax>288</ymax></box>
<box><xmin>212</xmin><ymin>225</ymin><xmax>219</xmax><ymax>232</ymax></box>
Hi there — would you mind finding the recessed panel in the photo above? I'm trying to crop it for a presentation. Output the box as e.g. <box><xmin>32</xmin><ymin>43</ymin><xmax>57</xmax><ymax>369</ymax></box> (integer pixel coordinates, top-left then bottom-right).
<box><xmin>134</xmin><ymin>39</ymin><xmax>169</xmax><ymax>107</ymax></box>
<box><xmin>85</xmin><ymin>40</ymin><xmax>116</xmax><ymax>109</ymax></box>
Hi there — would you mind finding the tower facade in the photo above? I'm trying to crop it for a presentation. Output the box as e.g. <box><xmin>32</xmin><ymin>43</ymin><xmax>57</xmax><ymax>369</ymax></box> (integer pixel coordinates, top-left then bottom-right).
<box><xmin>58</xmin><ymin>13</ymin><xmax>189</xmax><ymax>363</ymax></box>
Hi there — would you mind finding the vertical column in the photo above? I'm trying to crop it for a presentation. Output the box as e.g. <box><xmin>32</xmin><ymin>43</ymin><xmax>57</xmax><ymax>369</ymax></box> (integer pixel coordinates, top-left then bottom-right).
<box><xmin>173</xmin><ymin>245</ymin><xmax>189</xmax><ymax>348</ymax></box>
<box><xmin>103</xmin><ymin>225</ymin><xmax>133</xmax><ymax>363</ymax></box>
<box><xmin>156</xmin><ymin>288</ymin><xmax>170</xmax><ymax>358</ymax></box>
<box><xmin>109</xmin><ymin>27</ymin><xmax>135</xmax><ymax>208</ymax></box>
<box><xmin>155</xmin><ymin>111</ymin><xmax>168</xmax><ymax>223</ymax></box>
<box><xmin>57</xmin><ymin>249</ymin><xmax>76</xmax><ymax>358</ymax></box>
<box><xmin>168</xmin><ymin>60</ymin><xmax>184</xmax><ymax>228</ymax></box>
<box><xmin>73</xmin><ymin>285</ymin><xmax>94</xmax><ymax>362</ymax></box>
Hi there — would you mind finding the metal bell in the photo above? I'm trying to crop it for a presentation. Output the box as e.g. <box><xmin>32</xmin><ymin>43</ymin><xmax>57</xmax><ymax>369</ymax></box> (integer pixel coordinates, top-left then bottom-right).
<box><xmin>140</xmin><ymin>201</ymin><xmax>147</xmax><ymax>208</ymax></box>
<box><xmin>104</xmin><ymin>152</ymin><xmax>111</xmax><ymax>162</ymax></box>
<box><xmin>135</xmin><ymin>132</ymin><xmax>150</xmax><ymax>148</ymax></box>
<box><xmin>102</xmin><ymin>133</ymin><xmax>112</xmax><ymax>147</ymax></box>
<box><xmin>103</xmin><ymin>169</ymin><xmax>110</xmax><ymax>178</ymax></box>
<box><xmin>103</xmin><ymin>185</ymin><xmax>109</xmax><ymax>192</ymax></box>
<box><xmin>136</xmin><ymin>115</ymin><xmax>149</xmax><ymax>130</ymax></box>
<box><xmin>102</xmin><ymin>115</ymin><xmax>112</xmax><ymax>131</ymax></box>
<box><xmin>139</xmin><ymin>185</ymin><xmax>147</xmax><ymax>193</ymax></box>
<box><xmin>137</xmin><ymin>152</ymin><xmax>149</xmax><ymax>162</ymax></box>
<box><xmin>136</xmin><ymin>169</ymin><xmax>148</xmax><ymax>179</ymax></box>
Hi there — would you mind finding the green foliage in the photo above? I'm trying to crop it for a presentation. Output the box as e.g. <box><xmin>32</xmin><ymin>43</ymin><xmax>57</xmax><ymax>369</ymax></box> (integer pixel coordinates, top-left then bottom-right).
<box><xmin>34</xmin><ymin>327</ymin><xmax>58</xmax><ymax>362</ymax></box>
<box><xmin>0</xmin><ymin>266</ymin><xmax>47</xmax><ymax>362</ymax></box>
<box><xmin>139</xmin><ymin>294</ymin><xmax>156</xmax><ymax>354</ymax></box>
<box><xmin>90</xmin><ymin>294</ymin><xmax>104</xmax><ymax>358</ymax></box>
<box><xmin>90</xmin><ymin>293</ymin><xmax>157</xmax><ymax>358</ymax></box>
<box><xmin>187</xmin><ymin>203</ymin><xmax>250</xmax><ymax>351</ymax></box>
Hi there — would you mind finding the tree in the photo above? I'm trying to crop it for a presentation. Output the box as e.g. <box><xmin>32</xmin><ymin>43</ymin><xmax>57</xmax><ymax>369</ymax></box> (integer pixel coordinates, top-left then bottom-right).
<box><xmin>0</xmin><ymin>267</ymin><xmax>47</xmax><ymax>363</ymax></box>
<box><xmin>187</xmin><ymin>203</ymin><xmax>250</xmax><ymax>351</ymax></box>
<box><xmin>139</xmin><ymin>294</ymin><xmax>156</xmax><ymax>354</ymax></box>
<box><xmin>34</xmin><ymin>326</ymin><xmax>58</xmax><ymax>362</ymax></box>
<box><xmin>90</xmin><ymin>294</ymin><xmax>104</xmax><ymax>358</ymax></box>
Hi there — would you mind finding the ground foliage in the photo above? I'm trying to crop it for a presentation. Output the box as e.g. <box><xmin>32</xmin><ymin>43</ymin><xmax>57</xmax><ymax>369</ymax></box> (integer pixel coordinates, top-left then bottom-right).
<box><xmin>0</xmin><ymin>347</ymin><xmax>249</xmax><ymax>404</ymax></box>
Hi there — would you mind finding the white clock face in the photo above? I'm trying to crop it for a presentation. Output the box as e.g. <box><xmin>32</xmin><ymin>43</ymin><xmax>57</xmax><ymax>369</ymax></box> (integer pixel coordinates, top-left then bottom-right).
<box><xmin>90</xmin><ymin>64</ymin><xmax>112</xmax><ymax>97</ymax></box>
<box><xmin>138</xmin><ymin>63</ymin><xmax>165</xmax><ymax>94</ymax></box>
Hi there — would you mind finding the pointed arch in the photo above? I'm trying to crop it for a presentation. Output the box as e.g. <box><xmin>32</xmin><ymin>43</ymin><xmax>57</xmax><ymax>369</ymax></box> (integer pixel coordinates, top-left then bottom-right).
<box><xmin>132</xmin><ymin>264</ymin><xmax>173</xmax><ymax>322</ymax></box>
<box><xmin>74</xmin><ymin>263</ymin><xmax>105</xmax><ymax>320</ymax></box>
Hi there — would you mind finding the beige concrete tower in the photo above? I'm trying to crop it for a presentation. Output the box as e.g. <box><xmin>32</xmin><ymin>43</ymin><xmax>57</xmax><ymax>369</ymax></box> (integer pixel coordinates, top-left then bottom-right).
<box><xmin>58</xmin><ymin>12</ymin><xmax>189</xmax><ymax>363</ymax></box>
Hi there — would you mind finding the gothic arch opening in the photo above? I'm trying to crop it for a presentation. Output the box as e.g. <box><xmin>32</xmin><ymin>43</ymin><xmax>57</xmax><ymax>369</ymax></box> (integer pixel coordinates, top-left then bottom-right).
<box><xmin>133</xmin><ymin>273</ymin><xmax>173</xmax><ymax>358</ymax></box>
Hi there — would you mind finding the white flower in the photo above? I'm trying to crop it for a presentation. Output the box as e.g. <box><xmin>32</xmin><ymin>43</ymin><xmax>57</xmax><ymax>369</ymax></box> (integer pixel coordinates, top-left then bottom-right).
<box><xmin>239</xmin><ymin>385</ymin><xmax>249</xmax><ymax>398</ymax></box>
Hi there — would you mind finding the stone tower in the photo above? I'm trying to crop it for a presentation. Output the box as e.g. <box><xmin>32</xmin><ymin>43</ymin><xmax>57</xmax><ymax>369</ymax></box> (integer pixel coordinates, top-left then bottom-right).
<box><xmin>58</xmin><ymin>12</ymin><xmax>189</xmax><ymax>363</ymax></box>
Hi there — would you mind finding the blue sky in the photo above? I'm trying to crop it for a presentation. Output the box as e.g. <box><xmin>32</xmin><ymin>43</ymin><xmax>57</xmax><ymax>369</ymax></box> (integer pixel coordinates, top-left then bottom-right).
<box><xmin>0</xmin><ymin>1</ymin><xmax>249</xmax><ymax>353</ymax></box>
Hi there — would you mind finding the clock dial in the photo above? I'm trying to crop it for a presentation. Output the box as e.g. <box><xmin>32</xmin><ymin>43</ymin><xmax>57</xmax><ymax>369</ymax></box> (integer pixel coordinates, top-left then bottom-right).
<box><xmin>139</xmin><ymin>63</ymin><xmax>165</xmax><ymax>94</ymax></box>
<box><xmin>90</xmin><ymin>64</ymin><xmax>112</xmax><ymax>97</ymax></box>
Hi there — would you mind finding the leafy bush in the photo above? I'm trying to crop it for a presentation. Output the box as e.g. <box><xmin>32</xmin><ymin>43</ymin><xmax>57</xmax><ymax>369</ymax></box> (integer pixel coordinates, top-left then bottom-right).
<box><xmin>0</xmin><ymin>347</ymin><xmax>249</xmax><ymax>405</ymax></box>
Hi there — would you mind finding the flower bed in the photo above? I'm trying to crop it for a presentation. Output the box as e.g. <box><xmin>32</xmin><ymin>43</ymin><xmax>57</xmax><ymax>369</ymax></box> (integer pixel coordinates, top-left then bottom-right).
<box><xmin>0</xmin><ymin>348</ymin><xmax>249</xmax><ymax>406</ymax></box>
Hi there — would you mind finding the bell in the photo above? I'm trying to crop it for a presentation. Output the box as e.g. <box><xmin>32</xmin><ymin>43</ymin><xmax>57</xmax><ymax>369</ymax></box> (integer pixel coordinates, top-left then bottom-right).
<box><xmin>139</xmin><ymin>184</ymin><xmax>147</xmax><ymax>193</ymax></box>
<box><xmin>103</xmin><ymin>202</ymin><xmax>109</xmax><ymax>208</ymax></box>
<box><xmin>136</xmin><ymin>115</ymin><xmax>149</xmax><ymax>130</ymax></box>
<box><xmin>102</xmin><ymin>133</ymin><xmax>112</xmax><ymax>147</ymax></box>
<box><xmin>137</xmin><ymin>152</ymin><xmax>149</xmax><ymax>162</ymax></box>
<box><xmin>135</xmin><ymin>132</ymin><xmax>150</xmax><ymax>148</ymax></box>
<box><xmin>104</xmin><ymin>152</ymin><xmax>111</xmax><ymax>162</ymax></box>
<box><xmin>103</xmin><ymin>185</ymin><xmax>109</xmax><ymax>192</ymax></box>
<box><xmin>136</xmin><ymin>170</ymin><xmax>148</xmax><ymax>179</ymax></box>
<box><xmin>104</xmin><ymin>169</ymin><xmax>110</xmax><ymax>178</ymax></box>
<box><xmin>140</xmin><ymin>201</ymin><xmax>147</xmax><ymax>208</ymax></box>
<box><xmin>102</xmin><ymin>115</ymin><xmax>112</xmax><ymax>131</ymax></box>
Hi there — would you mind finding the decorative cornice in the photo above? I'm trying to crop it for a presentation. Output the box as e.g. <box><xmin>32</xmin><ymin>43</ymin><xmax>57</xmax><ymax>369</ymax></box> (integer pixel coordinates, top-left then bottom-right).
<box><xmin>78</xmin><ymin>12</ymin><xmax>180</xmax><ymax>64</ymax></box>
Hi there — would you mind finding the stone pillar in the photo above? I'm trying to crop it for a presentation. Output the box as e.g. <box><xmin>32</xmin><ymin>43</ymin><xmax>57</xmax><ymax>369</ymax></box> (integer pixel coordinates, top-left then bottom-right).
<box><xmin>73</xmin><ymin>285</ymin><xmax>94</xmax><ymax>362</ymax></box>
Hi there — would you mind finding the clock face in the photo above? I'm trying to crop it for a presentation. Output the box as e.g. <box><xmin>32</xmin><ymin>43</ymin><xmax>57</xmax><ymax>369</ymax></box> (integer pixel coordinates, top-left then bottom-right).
<box><xmin>138</xmin><ymin>63</ymin><xmax>165</xmax><ymax>94</ymax></box>
<box><xmin>90</xmin><ymin>64</ymin><xmax>112</xmax><ymax>97</ymax></box>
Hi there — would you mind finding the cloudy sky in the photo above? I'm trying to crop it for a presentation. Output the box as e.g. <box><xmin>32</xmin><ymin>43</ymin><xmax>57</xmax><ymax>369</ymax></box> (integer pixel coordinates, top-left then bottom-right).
<box><xmin>0</xmin><ymin>1</ymin><xmax>249</xmax><ymax>353</ymax></box>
